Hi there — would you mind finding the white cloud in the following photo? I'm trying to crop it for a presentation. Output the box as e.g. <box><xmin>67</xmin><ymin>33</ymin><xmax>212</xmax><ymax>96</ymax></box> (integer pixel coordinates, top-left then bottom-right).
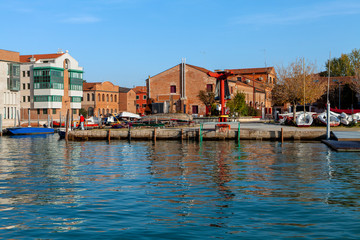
<box><xmin>61</xmin><ymin>16</ymin><xmax>101</xmax><ymax>24</ymax></box>
<box><xmin>235</xmin><ymin>1</ymin><xmax>360</xmax><ymax>25</ymax></box>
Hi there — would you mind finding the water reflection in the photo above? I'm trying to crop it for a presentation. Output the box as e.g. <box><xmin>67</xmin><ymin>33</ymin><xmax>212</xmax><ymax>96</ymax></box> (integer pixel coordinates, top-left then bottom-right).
<box><xmin>0</xmin><ymin>136</ymin><xmax>359</xmax><ymax>239</ymax></box>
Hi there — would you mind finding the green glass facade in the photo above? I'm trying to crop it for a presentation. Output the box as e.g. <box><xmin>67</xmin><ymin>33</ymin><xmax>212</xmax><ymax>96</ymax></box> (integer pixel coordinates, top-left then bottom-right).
<box><xmin>8</xmin><ymin>63</ymin><xmax>20</xmax><ymax>91</ymax></box>
<box><xmin>69</xmin><ymin>69</ymin><xmax>83</xmax><ymax>91</ymax></box>
<box><xmin>71</xmin><ymin>96</ymin><xmax>82</xmax><ymax>102</ymax></box>
<box><xmin>34</xmin><ymin>95</ymin><xmax>62</xmax><ymax>102</ymax></box>
<box><xmin>33</xmin><ymin>67</ymin><xmax>64</xmax><ymax>89</ymax></box>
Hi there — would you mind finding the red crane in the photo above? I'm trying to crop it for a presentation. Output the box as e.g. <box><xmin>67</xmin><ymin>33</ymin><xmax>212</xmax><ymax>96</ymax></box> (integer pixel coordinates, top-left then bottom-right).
<box><xmin>207</xmin><ymin>71</ymin><xmax>233</xmax><ymax>122</ymax></box>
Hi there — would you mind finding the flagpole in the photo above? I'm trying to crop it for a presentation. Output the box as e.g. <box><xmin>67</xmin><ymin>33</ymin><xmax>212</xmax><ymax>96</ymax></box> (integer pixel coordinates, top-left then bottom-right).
<box><xmin>326</xmin><ymin>52</ymin><xmax>331</xmax><ymax>140</ymax></box>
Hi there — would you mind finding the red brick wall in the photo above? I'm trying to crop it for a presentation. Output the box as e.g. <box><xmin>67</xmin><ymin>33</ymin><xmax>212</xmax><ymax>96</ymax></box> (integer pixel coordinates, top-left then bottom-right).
<box><xmin>149</xmin><ymin>64</ymin><xmax>216</xmax><ymax>116</ymax></box>
<box><xmin>0</xmin><ymin>49</ymin><xmax>20</xmax><ymax>62</ymax></box>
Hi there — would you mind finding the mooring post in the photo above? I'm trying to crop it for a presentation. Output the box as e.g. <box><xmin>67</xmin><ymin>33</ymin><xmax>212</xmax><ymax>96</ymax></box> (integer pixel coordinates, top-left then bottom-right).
<box><xmin>199</xmin><ymin>123</ymin><xmax>203</xmax><ymax>142</ymax></box>
<box><xmin>237</xmin><ymin>122</ymin><xmax>240</xmax><ymax>142</ymax></box>
<box><xmin>28</xmin><ymin>109</ymin><xmax>31</xmax><ymax>127</ymax></box>
<box><xmin>153</xmin><ymin>128</ymin><xmax>157</xmax><ymax>142</ymax></box>
<box><xmin>128</xmin><ymin>124</ymin><xmax>131</xmax><ymax>141</ymax></box>
<box><xmin>0</xmin><ymin>114</ymin><xmax>2</xmax><ymax>136</ymax></box>
<box><xmin>51</xmin><ymin>116</ymin><xmax>53</xmax><ymax>128</ymax></box>
<box><xmin>37</xmin><ymin>114</ymin><xmax>39</xmax><ymax>127</ymax></box>
<box><xmin>47</xmin><ymin>114</ymin><xmax>50</xmax><ymax>128</ymax></box>
<box><xmin>108</xmin><ymin>129</ymin><xmax>111</xmax><ymax>143</ymax></box>
<box><xmin>59</xmin><ymin>112</ymin><xmax>62</xmax><ymax>128</ymax></box>
<box><xmin>181</xmin><ymin>128</ymin><xmax>183</xmax><ymax>142</ymax></box>
<box><xmin>14</xmin><ymin>109</ymin><xmax>16</xmax><ymax>127</ymax></box>
<box><xmin>17</xmin><ymin>110</ymin><xmax>20</xmax><ymax>127</ymax></box>
<box><xmin>281</xmin><ymin>128</ymin><xmax>284</xmax><ymax>143</ymax></box>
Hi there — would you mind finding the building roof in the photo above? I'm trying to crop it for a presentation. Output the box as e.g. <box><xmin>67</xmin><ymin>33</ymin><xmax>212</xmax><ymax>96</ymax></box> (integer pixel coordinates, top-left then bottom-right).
<box><xmin>132</xmin><ymin>86</ymin><xmax>146</xmax><ymax>93</ymax></box>
<box><xmin>119</xmin><ymin>87</ymin><xmax>132</xmax><ymax>93</ymax></box>
<box><xmin>83</xmin><ymin>82</ymin><xmax>100</xmax><ymax>90</ymax></box>
<box><xmin>226</xmin><ymin>67</ymin><xmax>275</xmax><ymax>75</ymax></box>
<box><xmin>20</xmin><ymin>53</ymin><xmax>65</xmax><ymax>63</ymax></box>
<box><xmin>187</xmin><ymin>64</ymin><xmax>211</xmax><ymax>74</ymax></box>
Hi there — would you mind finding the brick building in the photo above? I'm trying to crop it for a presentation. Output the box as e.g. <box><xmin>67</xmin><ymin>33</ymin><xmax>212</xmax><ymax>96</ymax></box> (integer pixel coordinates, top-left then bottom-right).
<box><xmin>147</xmin><ymin>63</ymin><xmax>275</xmax><ymax>116</ymax></box>
<box><xmin>19</xmin><ymin>50</ymin><xmax>84</xmax><ymax>121</ymax></box>
<box><xmin>226</xmin><ymin>67</ymin><xmax>276</xmax><ymax>114</ymax></box>
<box><xmin>132</xmin><ymin>86</ymin><xmax>147</xmax><ymax>115</ymax></box>
<box><xmin>119</xmin><ymin>87</ymin><xmax>136</xmax><ymax>113</ymax></box>
<box><xmin>0</xmin><ymin>49</ymin><xmax>21</xmax><ymax>127</ymax></box>
<box><xmin>82</xmin><ymin>81</ymin><xmax>120</xmax><ymax>117</ymax></box>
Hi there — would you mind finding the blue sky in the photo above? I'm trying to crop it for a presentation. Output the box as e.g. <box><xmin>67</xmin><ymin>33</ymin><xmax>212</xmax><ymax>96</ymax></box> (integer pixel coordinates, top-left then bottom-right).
<box><xmin>1</xmin><ymin>0</ymin><xmax>360</xmax><ymax>87</ymax></box>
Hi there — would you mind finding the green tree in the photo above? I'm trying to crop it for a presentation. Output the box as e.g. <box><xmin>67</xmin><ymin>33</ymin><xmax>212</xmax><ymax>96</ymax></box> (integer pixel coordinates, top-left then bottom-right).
<box><xmin>79</xmin><ymin>108</ymin><xmax>88</xmax><ymax>118</ymax></box>
<box><xmin>273</xmin><ymin>58</ymin><xmax>326</xmax><ymax>120</ymax></box>
<box><xmin>226</xmin><ymin>92</ymin><xmax>248</xmax><ymax>117</ymax></box>
<box><xmin>197</xmin><ymin>90</ymin><xmax>215</xmax><ymax>116</ymax></box>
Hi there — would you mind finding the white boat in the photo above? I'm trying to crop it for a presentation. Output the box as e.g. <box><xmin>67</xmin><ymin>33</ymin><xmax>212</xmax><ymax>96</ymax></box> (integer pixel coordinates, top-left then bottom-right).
<box><xmin>296</xmin><ymin>112</ymin><xmax>314</xmax><ymax>127</ymax></box>
<box><xmin>317</xmin><ymin>111</ymin><xmax>340</xmax><ymax>127</ymax></box>
<box><xmin>117</xmin><ymin>112</ymin><xmax>141</xmax><ymax>119</ymax></box>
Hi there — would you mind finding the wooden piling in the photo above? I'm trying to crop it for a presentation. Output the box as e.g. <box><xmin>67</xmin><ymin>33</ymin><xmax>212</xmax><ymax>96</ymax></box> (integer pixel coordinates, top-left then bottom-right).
<box><xmin>37</xmin><ymin>114</ymin><xmax>39</xmax><ymax>127</ymax></box>
<box><xmin>108</xmin><ymin>129</ymin><xmax>111</xmax><ymax>143</ymax></box>
<box><xmin>128</xmin><ymin>125</ymin><xmax>131</xmax><ymax>141</ymax></box>
<box><xmin>28</xmin><ymin>109</ymin><xmax>31</xmax><ymax>127</ymax></box>
<box><xmin>181</xmin><ymin>128</ymin><xmax>183</xmax><ymax>142</ymax></box>
<box><xmin>281</xmin><ymin>128</ymin><xmax>284</xmax><ymax>143</ymax></box>
<box><xmin>0</xmin><ymin>114</ymin><xmax>2</xmax><ymax>136</ymax></box>
<box><xmin>153</xmin><ymin>128</ymin><xmax>157</xmax><ymax>142</ymax></box>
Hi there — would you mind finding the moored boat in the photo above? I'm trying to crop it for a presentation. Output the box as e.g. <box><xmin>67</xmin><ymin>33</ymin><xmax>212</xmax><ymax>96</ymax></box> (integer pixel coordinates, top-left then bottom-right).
<box><xmin>6</xmin><ymin>127</ymin><xmax>54</xmax><ymax>135</ymax></box>
<box><xmin>296</xmin><ymin>112</ymin><xmax>314</xmax><ymax>127</ymax></box>
<box><xmin>317</xmin><ymin>112</ymin><xmax>340</xmax><ymax>127</ymax></box>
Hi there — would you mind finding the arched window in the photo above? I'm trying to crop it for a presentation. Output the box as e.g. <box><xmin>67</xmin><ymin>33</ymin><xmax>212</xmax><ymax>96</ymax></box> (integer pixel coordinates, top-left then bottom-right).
<box><xmin>106</xmin><ymin>94</ymin><xmax>109</xmax><ymax>102</ymax></box>
<box><xmin>92</xmin><ymin>93</ymin><xmax>95</xmax><ymax>101</ymax></box>
<box><xmin>87</xmin><ymin>93</ymin><xmax>90</xmax><ymax>101</ymax></box>
<box><xmin>98</xmin><ymin>94</ymin><xmax>101</xmax><ymax>101</ymax></box>
<box><xmin>110</xmin><ymin>94</ymin><xmax>113</xmax><ymax>102</ymax></box>
<box><xmin>114</xmin><ymin>95</ymin><xmax>117</xmax><ymax>102</ymax></box>
<box><xmin>102</xmin><ymin>94</ymin><xmax>105</xmax><ymax>101</ymax></box>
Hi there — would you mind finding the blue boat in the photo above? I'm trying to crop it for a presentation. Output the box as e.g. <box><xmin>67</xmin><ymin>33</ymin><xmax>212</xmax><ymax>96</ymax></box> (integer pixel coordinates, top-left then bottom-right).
<box><xmin>6</xmin><ymin>127</ymin><xmax>54</xmax><ymax>135</ymax></box>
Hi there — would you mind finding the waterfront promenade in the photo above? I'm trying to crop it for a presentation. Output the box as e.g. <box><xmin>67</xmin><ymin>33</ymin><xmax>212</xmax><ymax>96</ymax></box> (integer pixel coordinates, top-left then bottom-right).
<box><xmin>66</xmin><ymin>122</ymin><xmax>329</xmax><ymax>141</ymax></box>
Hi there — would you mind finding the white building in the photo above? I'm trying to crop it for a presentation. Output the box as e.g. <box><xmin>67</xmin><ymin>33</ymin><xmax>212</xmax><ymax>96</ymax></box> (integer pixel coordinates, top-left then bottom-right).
<box><xmin>20</xmin><ymin>50</ymin><xmax>84</xmax><ymax>121</ymax></box>
<box><xmin>0</xmin><ymin>49</ymin><xmax>21</xmax><ymax>127</ymax></box>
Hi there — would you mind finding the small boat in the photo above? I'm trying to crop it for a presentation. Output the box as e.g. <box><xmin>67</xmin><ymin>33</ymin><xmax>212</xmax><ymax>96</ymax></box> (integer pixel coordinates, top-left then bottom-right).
<box><xmin>317</xmin><ymin>112</ymin><xmax>340</xmax><ymax>127</ymax></box>
<box><xmin>53</xmin><ymin>116</ymin><xmax>100</xmax><ymax>128</ymax></box>
<box><xmin>296</xmin><ymin>112</ymin><xmax>314</xmax><ymax>127</ymax></box>
<box><xmin>6</xmin><ymin>127</ymin><xmax>54</xmax><ymax>135</ymax></box>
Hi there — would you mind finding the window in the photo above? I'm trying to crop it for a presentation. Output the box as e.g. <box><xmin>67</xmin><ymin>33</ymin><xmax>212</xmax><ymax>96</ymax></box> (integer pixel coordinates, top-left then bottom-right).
<box><xmin>92</xmin><ymin>93</ymin><xmax>95</xmax><ymax>101</ymax></box>
<box><xmin>23</xmin><ymin>83</ymin><xmax>26</xmax><ymax>90</ymax></box>
<box><xmin>192</xmin><ymin>105</ymin><xmax>198</xmax><ymax>114</ymax></box>
<box><xmin>37</xmin><ymin>109</ymin><xmax>40</xmax><ymax>114</ymax></box>
<box><xmin>231</xmin><ymin>87</ymin><xmax>233</xmax><ymax>94</ymax></box>
<box><xmin>206</xmin><ymin>84</ymin><xmax>213</xmax><ymax>92</ymax></box>
<box><xmin>102</xmin><ymin>94</ymin><xmax>105</xmax><ymax>101</ymax></box>
<box><xmin>114</xmin><ymin>95</ymin><xmax>117</xmax><ymax>102</ymax></box>
<box><xmin>28</xmin><ymin>83</ymin><xmax>30</xmax><ymax>89</ymax></box>
<box><xmin>73</xmin><ymin>109</ymin><xmax>77</xmax><ymax>114</ymax></box>
<box><xmin>23</xmin><ymin>71</ymin><xmax>25</xmax><ymax>77</ymax></box>
<box><xmin>52</xmin><ymin>109</ymin><xmax>56</xmax><ymax>114</ymax></box>
<box><xmin>23</xmin><ymin>96</ymin><xmax>26</xmax><ymax>102</ymax></box>
<box><xmin>111</xmin><ymin>94</ymin><xmax>113</xmax><ymax>102</ymax></box>
<box><xmin>27</xmin><ymin>96</ymin><xmax>30</xmax><ymax>102</ymax></box>
<box><xmin>143</xmin><ymin>95</ymin><xmax>147</xmax><ymax>100</ymax></box>
<box><xmin>170</xmin><ymin>85</ymin><xmax>176</xmax><ymax>93</ymax></box>
<box><xmin>136</xmin><ymin>104</ymin><xmax>140</xmax><ymax>109</ymax></box>
<box><xmin>98</xmin><ymin>94</ymin><xmax>101</xmax><ymax>101</ymax></box>
<box><xmin>87</xmin><ymin>93</ymin><xmax>90</xmax><ymax>101</ymax></box>
<box><xmin>27</xmin><ymin>71</ymin><xmax>30</xmax><ymax>77</ymax></box>
<box><xmin>237</xmin><ymin>77</ymin><xmax>242</xmax><ymax>81</ymax></box>
<box><xmin>106</xmin><ymin>94</ymin><xmax>109</xmax><ymax>102</ymax></box>
<box><xmin>136</xmin><ymin>95</ymin><xmax>140</xmax><ymax>100</ymax></box>
<box><xmin>43</xmin><ymin>109</ymin><xmax>48</xmax><ymax>114</ymax></box>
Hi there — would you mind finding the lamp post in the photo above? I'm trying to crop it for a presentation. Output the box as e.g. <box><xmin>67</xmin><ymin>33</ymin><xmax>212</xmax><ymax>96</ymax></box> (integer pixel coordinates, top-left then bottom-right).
<box><xmin>326</xmin><ymin>53</ymin><xmax>331</xmax><ymax>140</ymax></box>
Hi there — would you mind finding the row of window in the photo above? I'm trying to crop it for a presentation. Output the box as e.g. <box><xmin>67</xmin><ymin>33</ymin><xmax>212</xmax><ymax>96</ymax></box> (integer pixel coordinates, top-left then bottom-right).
<box><xmin>2</xmin><ymin>107</ymin><xmax>17</xmax><ymax>119</ymax></box>
<box><xmin>23</xmin><ymin>83</ymin><xmax>31</xmax><ymax>90</ymax></box>
<box><xmin>97</xmin><ymin>93</ymin><xmax>117</xmax><ymax>102</ymax></box>
<box><xmin>23</xmin><ymin>96</ymin><xmax>31</xmax><ymax>103</ymax></box>
<box><xmin>22</xmin><ymin>71</ymin><xmax>30</xmax><ymax>77</ymax></box>
<box><xmin>136</xmin><ymin>95</ymin><xmax>147</xmax><ymax>100</ymax></box>
<box><xmin>34</xmin><ymin>95</ymin><xmax>62</xmax><ymax>102</ymax></box>
<box><xmin>136</xmin><ymin>104</ymin><xmax>147</xmax><ymax>109</ymax></box>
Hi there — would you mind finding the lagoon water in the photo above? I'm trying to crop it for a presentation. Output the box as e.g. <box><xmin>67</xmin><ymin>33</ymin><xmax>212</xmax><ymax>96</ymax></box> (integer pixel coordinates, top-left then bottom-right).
<box><xmin>0</xmin><ymin>135</ymin><xmax>359</xmax><ymax>239</ymax></box>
